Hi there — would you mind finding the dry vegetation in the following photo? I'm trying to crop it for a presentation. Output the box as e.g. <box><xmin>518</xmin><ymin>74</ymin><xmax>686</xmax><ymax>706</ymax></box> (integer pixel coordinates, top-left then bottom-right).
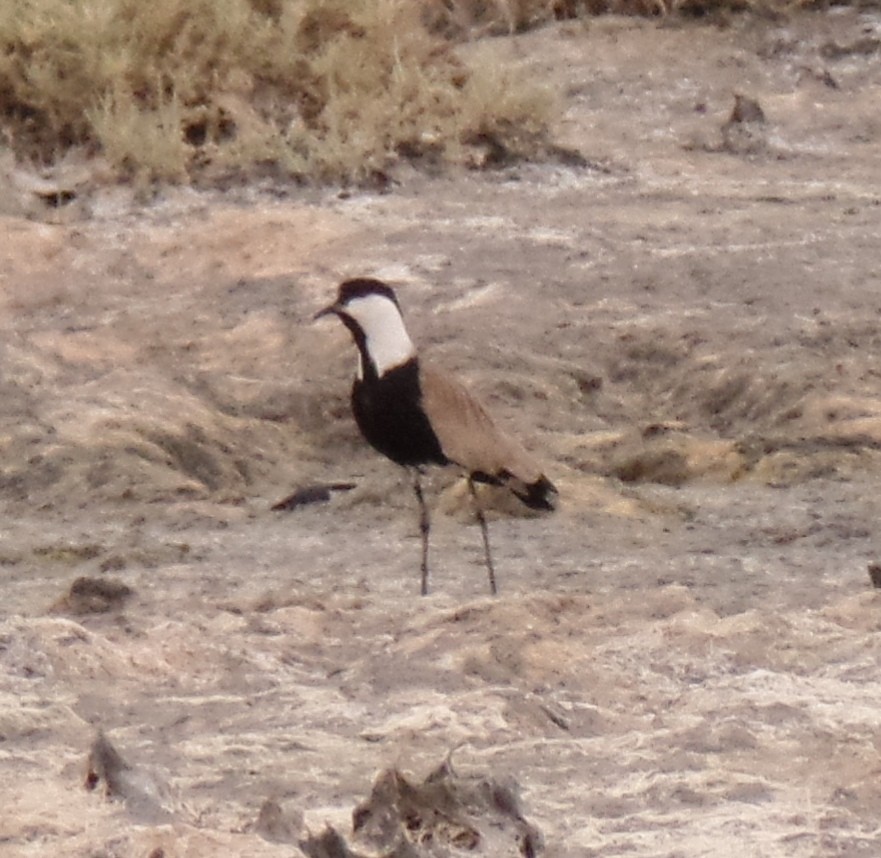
<box><xmin>0</xmin><ymin>0</ymin><xmax>556</xmax><ymax>186</ymax></box>
<box><xmin>0</xmin><ymin>0</ymin><xmax>839</xmax><ymax>188</ymax></box>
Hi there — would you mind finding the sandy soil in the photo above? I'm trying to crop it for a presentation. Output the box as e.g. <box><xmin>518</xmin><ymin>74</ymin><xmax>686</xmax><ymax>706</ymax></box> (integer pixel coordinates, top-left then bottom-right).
<box><xmin>3</xmin><ymin>8</ymin><xmax>881</xmax><ymax>857</ymax></box>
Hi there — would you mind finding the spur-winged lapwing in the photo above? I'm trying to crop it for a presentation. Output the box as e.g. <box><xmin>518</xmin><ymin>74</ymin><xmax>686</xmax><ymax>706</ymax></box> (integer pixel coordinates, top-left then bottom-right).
<box><xmin>315</xmin><ymin>278</ymin><xmax>557</xmax><ymax>596</ymax></box>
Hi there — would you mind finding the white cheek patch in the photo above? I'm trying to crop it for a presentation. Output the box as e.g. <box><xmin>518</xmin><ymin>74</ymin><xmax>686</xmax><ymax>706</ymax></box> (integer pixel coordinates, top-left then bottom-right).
<box><xmin>346</xmin><ymin>294</ymin><xmax>416</xmax><ymax>375</ymax></box>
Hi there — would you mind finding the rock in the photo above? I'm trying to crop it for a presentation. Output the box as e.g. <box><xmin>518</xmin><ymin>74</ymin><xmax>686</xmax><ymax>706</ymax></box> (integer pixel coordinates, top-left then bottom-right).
<box><xmin>50</xmin><ymin>576</ymin><xmax>134</xmax><ymax>616</ymax></box>
<box><xmin>255</xmin><ymin>798</ymin><xmax>304</xmax><ymax>844</ymax></box>
<box><xmin>721</xmin><ymin>93</ymin><xmax>768</xmax><ymax>155</ymax></box>
<box><xmin>85</xmin><ymin>731</ymin><xmax>175</xmax><ymax>824</ymax></box>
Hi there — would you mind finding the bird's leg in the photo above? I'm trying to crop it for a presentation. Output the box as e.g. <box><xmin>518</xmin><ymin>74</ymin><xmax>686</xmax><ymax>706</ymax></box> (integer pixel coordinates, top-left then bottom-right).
<box><xmin>468</xmin><ymin>477</ymin><xmax>497</xmax><ymax>596</ymax></box>
<box><xmin>411</xmin><ymin>469</ymin><xmax>431</xmax><ymax>596</ymax></box>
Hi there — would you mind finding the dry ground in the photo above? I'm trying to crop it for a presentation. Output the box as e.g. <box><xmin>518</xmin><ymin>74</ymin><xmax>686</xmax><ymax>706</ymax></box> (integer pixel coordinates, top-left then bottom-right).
<box><xmin>3</xmin><ymin>8</ymin><xmax>881</xmax><ymax>857</ymax></box>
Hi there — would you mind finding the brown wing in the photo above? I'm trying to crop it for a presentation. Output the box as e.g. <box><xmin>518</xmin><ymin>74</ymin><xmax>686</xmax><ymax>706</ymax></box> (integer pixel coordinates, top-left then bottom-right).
<box><xmin>419</xmin><ymin>362</ymin><xmax>549</xmax><ymax>491</ymax></box>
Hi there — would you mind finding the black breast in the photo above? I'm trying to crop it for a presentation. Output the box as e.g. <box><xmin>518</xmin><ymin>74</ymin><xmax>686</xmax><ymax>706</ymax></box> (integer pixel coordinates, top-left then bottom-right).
<box><xmin>352</xmin><ymin>359</ymin><xmax>449</xmax><ymax>468</ymax></box>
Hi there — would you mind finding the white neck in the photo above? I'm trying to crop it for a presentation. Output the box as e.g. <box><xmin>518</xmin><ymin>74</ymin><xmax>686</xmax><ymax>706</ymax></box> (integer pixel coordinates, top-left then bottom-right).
<box><xmin>344</xmin><ymin>294</ymin><xmax>416</xmax><ymax>377</ymax></box>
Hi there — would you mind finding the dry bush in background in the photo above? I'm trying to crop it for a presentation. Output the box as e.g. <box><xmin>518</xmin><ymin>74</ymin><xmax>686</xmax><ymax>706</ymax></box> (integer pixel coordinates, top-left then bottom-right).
<box><xmin>423</xmin><ymin>0</ymin><xmax>829</xmax><ymax>33</ymax></box>
<box><xmin>0</xmin><ymin>0</ymin><xmax>555</xmax><ymax>186</ymax></box>
<box><xmin>0</xmin><ymin>0</ymin><xmax>841</xmax><ymax>188</ymax></box>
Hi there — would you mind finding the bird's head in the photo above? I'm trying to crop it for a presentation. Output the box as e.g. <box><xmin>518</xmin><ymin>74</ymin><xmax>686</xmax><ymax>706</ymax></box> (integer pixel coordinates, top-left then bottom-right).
<box><xmin>315</xmin><ymin>278</ymin><xmax>416</xmax><ymax>378</ymax></box>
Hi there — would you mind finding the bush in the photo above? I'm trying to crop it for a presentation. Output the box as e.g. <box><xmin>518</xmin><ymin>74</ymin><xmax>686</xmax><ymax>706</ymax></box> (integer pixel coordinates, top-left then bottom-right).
<box><xmin>0</xmin><ymin>0</ymin><xmax>556</xmax><ymax>185</ymax></box>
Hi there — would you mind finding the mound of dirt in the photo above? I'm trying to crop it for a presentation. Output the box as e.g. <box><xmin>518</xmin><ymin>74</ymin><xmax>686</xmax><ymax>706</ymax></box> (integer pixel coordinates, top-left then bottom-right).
<box><xmin>298</xmin><ymin>760</ymin><xmax>542</xmax><ymax>857</ymax></box>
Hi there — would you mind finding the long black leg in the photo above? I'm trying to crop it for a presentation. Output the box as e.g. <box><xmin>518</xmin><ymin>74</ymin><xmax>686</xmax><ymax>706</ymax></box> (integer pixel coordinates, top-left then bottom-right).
<box><xmin>468</xmin><ymin>477</ymin><xmax>497</xmax><ymax>596</ymax></box>
<box><xmin>411</xmin><ymin>470</ymin><xmax>431</xmax><ymax>596</ymax></box>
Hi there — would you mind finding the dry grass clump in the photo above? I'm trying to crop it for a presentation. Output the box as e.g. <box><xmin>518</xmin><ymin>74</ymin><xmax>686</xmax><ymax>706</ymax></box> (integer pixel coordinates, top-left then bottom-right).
<box><xmin>422</xmin><ymin>0</ymin><xmax>567</xmax><ymax>36</ymax></box>
<box><xmin>426</xmin><ymin>0</ymin><xmax>839</xmax><ymax>33</ymax></box>
<box><xmin>0</xmin><ymin>0</ymin><xmax>555</xmax><ymax>186</ymax></box>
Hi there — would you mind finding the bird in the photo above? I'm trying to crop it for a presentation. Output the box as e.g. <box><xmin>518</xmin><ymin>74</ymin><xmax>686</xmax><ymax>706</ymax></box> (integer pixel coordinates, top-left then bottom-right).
<box><xmin>314</xmin><ymin>277</ymin><xmax>557</xmax><ymax>596</ymax></box>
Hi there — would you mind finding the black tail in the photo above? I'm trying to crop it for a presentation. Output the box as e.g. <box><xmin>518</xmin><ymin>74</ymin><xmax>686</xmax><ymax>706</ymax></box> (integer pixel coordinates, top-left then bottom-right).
<box><xmin>512</xmin><ymin>475</ymin><xmax>558</xmax><ymax>511</ymax></box>
<box><xmin>471</xmin><ymin>470</ymin><xmax>558</xmax><ymax>512</ymax></box>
